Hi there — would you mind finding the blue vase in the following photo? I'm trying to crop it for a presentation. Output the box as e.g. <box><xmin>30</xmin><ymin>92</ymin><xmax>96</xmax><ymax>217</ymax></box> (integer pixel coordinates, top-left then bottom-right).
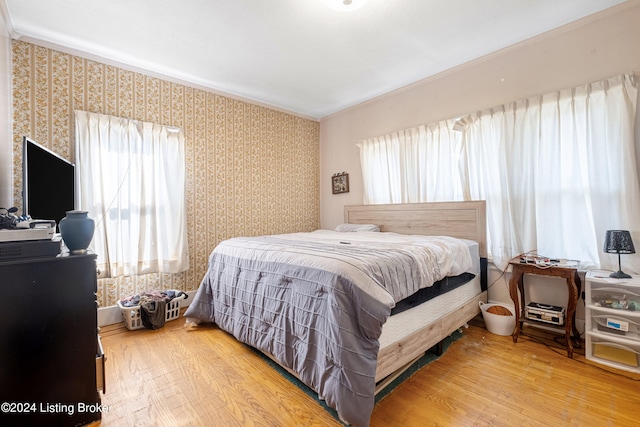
<box><xmin>59</xmin><ymin>210</ymin><xmax>95</xmax><ymax>254</ymax></box>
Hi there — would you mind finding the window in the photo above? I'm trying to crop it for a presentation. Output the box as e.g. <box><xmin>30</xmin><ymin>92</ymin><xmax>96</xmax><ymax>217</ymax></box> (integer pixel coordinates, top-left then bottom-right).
<box><xmin>359</xmin><ymin>74</ymin><xmax>640</xmax><ymax>271</ymax></box>
<box><xmin>75</xmin><ymin>111</ymin><xmax>189</xmax><ymax>278</ymax></box>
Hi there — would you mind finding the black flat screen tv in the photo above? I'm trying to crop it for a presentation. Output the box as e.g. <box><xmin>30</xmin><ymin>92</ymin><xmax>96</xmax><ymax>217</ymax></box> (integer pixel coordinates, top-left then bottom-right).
<box><xmin>22</xmin><ymin>136</ymin><xmax>76</xmax><ymax>229</ymax></box>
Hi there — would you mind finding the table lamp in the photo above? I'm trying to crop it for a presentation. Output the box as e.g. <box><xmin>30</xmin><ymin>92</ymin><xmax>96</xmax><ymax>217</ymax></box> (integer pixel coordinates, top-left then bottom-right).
<box><xmin>603</xmin><ymin>230</ymin><xmax>635</xmax><ymax>278</ymax></box>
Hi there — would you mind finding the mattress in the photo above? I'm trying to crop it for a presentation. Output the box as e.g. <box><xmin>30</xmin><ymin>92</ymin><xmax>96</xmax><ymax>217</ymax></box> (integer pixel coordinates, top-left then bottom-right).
<box><xmin>380</xmin><ymin>240</ymin><xmax>481</xmax><ymax>351</ymax></box>
<box><xmin>380</xmin><ymin>276</ymin><xmax>482</xmax><ymax>350</ymax></box>
<box><xmin>390</xmin><ymin>240</ymin><xmax>479</xmax><ymax>315</ymax></box>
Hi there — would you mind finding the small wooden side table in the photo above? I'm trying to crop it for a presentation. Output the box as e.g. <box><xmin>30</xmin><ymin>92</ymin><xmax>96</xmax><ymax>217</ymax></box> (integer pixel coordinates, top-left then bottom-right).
<box><xmin>508</xmin><ymin>259</ymin><xmax>581</xmax><ymax>358</ymax></box>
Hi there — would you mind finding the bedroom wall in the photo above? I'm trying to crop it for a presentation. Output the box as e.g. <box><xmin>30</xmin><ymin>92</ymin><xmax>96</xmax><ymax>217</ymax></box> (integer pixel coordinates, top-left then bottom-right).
<box><xmin>319</xmin><ymin>1</ymin><xmax>640</xmax><ymax>229</ymax></box>
<box><xmin>319</xmin><ymin>2</ymin><xmax>640</xmax><ymax>315</ymax></box>
<box><xmin>11</xmin><ymin>40</ymin><xmax>320</xmax><ymax>308</ymax></box>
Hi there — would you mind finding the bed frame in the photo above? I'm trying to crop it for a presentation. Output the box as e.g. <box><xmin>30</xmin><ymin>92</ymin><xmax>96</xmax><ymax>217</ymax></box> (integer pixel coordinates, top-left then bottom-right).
<box><xmin>344</xmin><ymin>201</ymin><xmax>488</xmax><ymax>384</ymax></box>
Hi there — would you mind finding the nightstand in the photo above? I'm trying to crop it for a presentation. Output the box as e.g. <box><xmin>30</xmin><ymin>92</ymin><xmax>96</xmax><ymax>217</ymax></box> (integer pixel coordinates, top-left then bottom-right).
<box><xmin>508</xmin><ymin>259</ymin><xmax>581</xmax><ymax>358</ymax></box>
<box><xmin>585</xmin><ymin>271</ymin><xmax>640</xmax><ymax>373</ymax></box>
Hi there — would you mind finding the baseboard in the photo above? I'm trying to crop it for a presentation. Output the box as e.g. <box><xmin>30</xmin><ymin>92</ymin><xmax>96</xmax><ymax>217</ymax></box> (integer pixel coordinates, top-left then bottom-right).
<box><xmin>97</xmin><ymin>290</ymin><xmax>197</xmax><ymax>327</ymax></box>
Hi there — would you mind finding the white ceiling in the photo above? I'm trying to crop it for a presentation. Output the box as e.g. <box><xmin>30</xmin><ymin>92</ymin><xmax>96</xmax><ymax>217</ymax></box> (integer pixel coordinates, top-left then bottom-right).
<box><xmin>2</xmin><ymin>0</ymin><xmax>629</xmax><ymax>119</ymax></box>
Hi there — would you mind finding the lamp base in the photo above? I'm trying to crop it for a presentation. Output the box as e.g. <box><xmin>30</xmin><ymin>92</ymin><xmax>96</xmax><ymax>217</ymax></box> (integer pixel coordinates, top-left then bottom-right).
<box><xmin>609</xmin><ymin>270</ymin><xmax>632</xmax><ymax>279</ymax></box>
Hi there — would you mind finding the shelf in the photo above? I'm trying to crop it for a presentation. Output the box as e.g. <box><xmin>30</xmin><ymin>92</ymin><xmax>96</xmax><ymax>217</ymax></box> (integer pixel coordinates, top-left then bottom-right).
<box><xmin>586</xmin><ymin>304</ymin><xmax>640</xmax><ymax>319</ymax></box>
<box><xmin>520</xmin><ymin>317</ymin><xmax>565</xmax><ymax>329</ymax></box>
<box><xmin>587</xmin><ymin>330</ymin><xmax>640</xmax><ymax>345</ymax></box>
<box><xmin>586</xmin><ymin>270</ymin><xmax>640</xmax><ymax>287</ymax></box>
<box><xmin>587</xmin><ymin>332</ymin><xmax>640</xmax><ymax>372</ymax></box>
<box><xmin>586</xmin><ymin>271</ymin><xmax>640</xmax><ymax>373</ymax></box>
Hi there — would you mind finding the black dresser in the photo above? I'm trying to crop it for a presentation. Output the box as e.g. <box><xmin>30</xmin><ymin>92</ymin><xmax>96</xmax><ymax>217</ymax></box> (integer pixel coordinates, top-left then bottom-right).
<box><xmin>0</xmin><ymin>252</ymin><xmax>104</xmax><ymax>426</ymax></box>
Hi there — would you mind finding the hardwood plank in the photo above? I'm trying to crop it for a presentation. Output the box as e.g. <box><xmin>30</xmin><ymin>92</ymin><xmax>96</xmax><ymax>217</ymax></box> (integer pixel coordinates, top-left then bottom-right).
<box><xmin>373</xmin><ymin>319</ymin><xmax>639</xmax><ymax>427</ymax></box>
<box><xmin>97</xmin><ymin>315</ymin><xmax>639</xmax><ymax>426</ymax></box>
<box><xmin>100</xmin><ymin>318</ymin><xmax>341</xmax><ymax>426</ymax></box>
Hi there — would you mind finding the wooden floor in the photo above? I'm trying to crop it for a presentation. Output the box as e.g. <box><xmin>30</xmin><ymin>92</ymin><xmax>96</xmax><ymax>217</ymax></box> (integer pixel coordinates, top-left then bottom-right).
<box><xmin>97</xmin><ymin>315</ymin><xmax>639</xmax><ymax>427</ymax></box>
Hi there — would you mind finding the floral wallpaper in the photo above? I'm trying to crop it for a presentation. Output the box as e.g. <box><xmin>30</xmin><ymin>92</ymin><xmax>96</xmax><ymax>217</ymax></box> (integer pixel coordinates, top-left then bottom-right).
<box><xmin>11</xmin><ymin>40</ymin><xmax>320</xmax><ymax>308</ymax></box>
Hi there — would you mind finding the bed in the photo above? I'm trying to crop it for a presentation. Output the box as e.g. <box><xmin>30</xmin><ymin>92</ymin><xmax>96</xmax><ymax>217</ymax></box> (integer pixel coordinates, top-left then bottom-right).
<box><xmin>184</xmin><ymin>201</ymin><xmax>487</xmax><ymax>426</ymax></box>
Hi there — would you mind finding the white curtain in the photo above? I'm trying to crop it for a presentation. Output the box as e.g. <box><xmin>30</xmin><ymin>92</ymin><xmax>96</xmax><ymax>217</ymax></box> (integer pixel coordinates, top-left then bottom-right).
<box><xmin>359</xmin><ymin>74</ymin><xmax>640</xmax><ymax>272</ymax></box>
<box><xmin>358</xmin><ymin>120</ymin><xmax>464</xmax><ymax>204</ymax></box>
<box><xmin>459</xmin><ymin>74</ymin><xmax>640</xmax><ymax>270</ymax></box>
<box><xmin>75</xmin><ymin>111</ymin><xmax>189</xmax><ymax>277</ymax></box>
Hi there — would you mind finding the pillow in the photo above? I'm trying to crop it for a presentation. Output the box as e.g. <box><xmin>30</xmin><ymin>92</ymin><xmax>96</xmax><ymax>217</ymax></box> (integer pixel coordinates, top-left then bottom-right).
<box><xmin>334</xmin><ymin>223</ymin><xmax>380</xmax><ymax>232</ymax></box>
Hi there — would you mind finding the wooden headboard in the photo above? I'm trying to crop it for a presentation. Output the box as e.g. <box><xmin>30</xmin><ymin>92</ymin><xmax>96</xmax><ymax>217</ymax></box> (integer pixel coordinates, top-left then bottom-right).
<box><xmin>344</xmin><ymin>201</ymin><xmax>487</xmax><ymax>258</ymax></box>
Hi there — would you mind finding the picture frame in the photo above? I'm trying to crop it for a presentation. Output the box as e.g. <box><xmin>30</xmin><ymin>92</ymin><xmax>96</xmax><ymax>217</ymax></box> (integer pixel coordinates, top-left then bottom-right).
<box><xmin>332</xmin><ymin>173</ymin><xmax>349</xmax><ymax>194</ymax></box>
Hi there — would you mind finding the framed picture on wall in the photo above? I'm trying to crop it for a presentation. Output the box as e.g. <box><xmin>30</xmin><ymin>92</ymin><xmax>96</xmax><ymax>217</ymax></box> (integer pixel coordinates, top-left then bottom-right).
<box><xmin>332</xmin><ymin>173</ymin><xmax>349</xmax><ymax>194</ymax></box>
